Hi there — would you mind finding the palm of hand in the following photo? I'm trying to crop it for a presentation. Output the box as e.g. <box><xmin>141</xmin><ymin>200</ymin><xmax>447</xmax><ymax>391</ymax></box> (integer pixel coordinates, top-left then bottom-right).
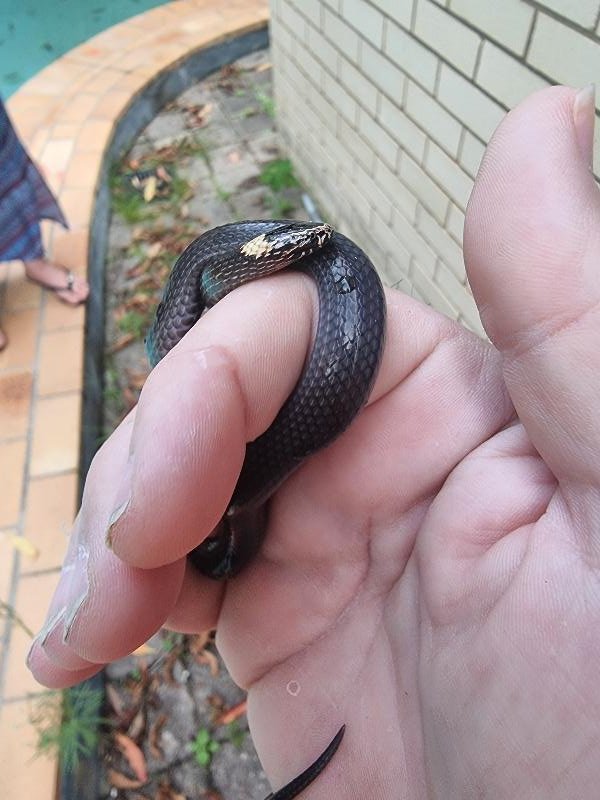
<box><xmin>220</xmin><ymin>318</ymin><xmax>596</xmax><ymax>799</ymax></box>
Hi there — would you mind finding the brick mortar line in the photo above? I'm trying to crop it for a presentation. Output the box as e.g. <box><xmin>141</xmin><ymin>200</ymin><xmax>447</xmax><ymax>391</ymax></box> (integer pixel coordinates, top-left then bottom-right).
<box><xmin>299</xmin><ymin>0</ymin><xmax>594</xmax><ymax>118</ymax></box>
<box><xmin>280</xmin><ymin>93</ymin><xmax>467</xmax><ymax>278</ymax></box>
<box><xmin>523</xmin><ymin>0</ymin><xmax>600</xmax><ymax>39</ymax></box>
<box><xmin>278</xmin><ymin>11</ymin><xmax>500</xmax><ymax>153</ymax></box>
<box><xmin>0</xmin><ymin>231</ymin><xmax>56</xmax><ymax>703</ymax></box>
<box><xmin>278</xmin><ymin>63</ymin><xmax>462</xmax><ymax>238</ymax></box>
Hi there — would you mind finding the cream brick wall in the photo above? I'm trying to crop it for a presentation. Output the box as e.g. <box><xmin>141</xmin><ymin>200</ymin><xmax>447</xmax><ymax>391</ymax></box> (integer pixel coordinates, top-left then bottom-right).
<box><xmin>270</xmin><ymin>0</ymin><xmax>600</xmax><ymax>335</ymax></box>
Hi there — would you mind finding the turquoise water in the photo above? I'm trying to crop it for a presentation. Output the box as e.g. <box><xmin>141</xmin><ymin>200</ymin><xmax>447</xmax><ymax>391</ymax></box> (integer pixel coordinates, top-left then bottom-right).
<box><xmin>0</xmin><ymin>0</ymin><xmax>168</xmax><ymax>98</ymax></box>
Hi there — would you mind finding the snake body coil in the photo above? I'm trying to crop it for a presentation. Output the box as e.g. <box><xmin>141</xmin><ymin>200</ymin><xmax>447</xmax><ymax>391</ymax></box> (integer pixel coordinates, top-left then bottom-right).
<box><xmin>146</xmin><ymin>219</ymin><xmax>386</xmax><ymax>797</ymax></box>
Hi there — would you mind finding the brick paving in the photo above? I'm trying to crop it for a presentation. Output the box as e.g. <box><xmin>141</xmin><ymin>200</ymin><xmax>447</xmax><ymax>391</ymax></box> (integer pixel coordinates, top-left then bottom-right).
<box><xmin>0</xmin><ymin>2</ymin><xmax>269</xmax><ymax>797</ymax></box>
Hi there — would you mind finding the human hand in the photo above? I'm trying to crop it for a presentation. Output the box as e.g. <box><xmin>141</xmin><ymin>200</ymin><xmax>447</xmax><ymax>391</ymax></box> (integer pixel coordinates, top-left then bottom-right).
<box><xmin>28</xmin><ymin>85</ymin><xmax>600</xmax><ymax>798</ymax></box>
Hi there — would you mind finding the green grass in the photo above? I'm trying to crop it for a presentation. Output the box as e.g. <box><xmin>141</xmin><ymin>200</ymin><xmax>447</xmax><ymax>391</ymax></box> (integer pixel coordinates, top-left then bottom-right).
<box><xmin>225</xmin><ymin>720</ymin><xmax>246</xmax><ymax>749</ymax></box>
<box><xmin>264</xmin><ymin>191</ymin><xmax>296</xmax><ymax>217</ymax></box>
<box><xmin>31</xmin><ymin>686</ymin><xmax>106</xmax><ymax>773</ymax></box>
<box><xmin>259</xmin><ymin>158</ymin><xmax>299</xmax><ymax>192</ymax></box>
<box><xmin>255</xmin><ymin>88</ymin><xmax>275</xmax><ymax>118</ymax></box>
<box><xmin>117</xmin><ymin>310</ymin><xmax>148</xmax><ymax>340</ymax></box>
<box><xmin>111</xmin><ymin>189</ymin><xmax>155</xmax><ymax>224</ymax></box>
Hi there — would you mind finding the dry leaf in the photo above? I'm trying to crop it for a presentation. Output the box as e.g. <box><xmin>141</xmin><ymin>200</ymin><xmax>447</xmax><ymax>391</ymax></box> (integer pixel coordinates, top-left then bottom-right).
<box><xmin>255</xmin><ymin>61</ymin><xmax>272</xmax><ymax>72</ymax></box>
<box><xmin>123</xmin><ymin>385</ymin><xmax>138</xmax><ymax>410</ymax></box>
<box><xmin>157</xmin><ymin>781</ymin><xmax>187</xmax><ymax>800</ymax></box>
<box><xmin>115</xmin><ymin>731</ymin><xmax>148</xmax><ymax>783</ymax></box>
<box><xmin>146</xmin><ymin>241</ymin><xmax>163</xmax><ymax>259</ymax></box>
<box><xmin>149</xmin><ymin>713</ymin><xmax>167</xmax><ymax>760</ymax></box>
<box><xmin>127</xmin><ymin>706</ymin><xmax>146</xmax><ymax>740</ymax></box>
<box><xmin>127</xmin><ymin>369</ymin><xmax>149</xmax><ymax>391</ymax></box>
<box><xmin>108</xmin><ymin>768</ymin><xmax>144</xmax><ymax>790</ymax></box>
<box><xmin>215</xmin><ymin>699</ymin><xmax>247</xmax><ymax>726</ymax></box>
<box><xmin>196</xmin><ymin>648</ymin><xmax>219</xmax><ymax>676</ymax></box>
<box><xmin>156</xmin><ymin>165</ymin><xmax>172</xmax><ymax>183</ymax></box>
<box><xmin>105</xmin><ymin>684</ymin><xmax>125</xmax><ymax>718</ymax></box>
<box><xmin>143</xmin><ymin>175</ymin><xmax>158</xmax><ymax>202</ymax></box>
<box><xmin>2</xmin><ymin>533</ymin><xmax>39</xmax><ymax>559</ymax></box>
<box><xmin>188</xmin><ymin>631</ymin><xmax>212</xmax><ymax>653</ymax></box>
<box><xmin>133</xmin><ymin>642</ymin><xmax>157</xmax><ymax>657</ymax></box>
<box><xmin>108</xmin><ymin>333</ymin><xmax>135</xmax><ymax>354</ymax></box>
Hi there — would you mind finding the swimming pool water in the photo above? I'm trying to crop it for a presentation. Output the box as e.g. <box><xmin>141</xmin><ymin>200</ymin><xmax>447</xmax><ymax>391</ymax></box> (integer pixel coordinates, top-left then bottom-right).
<box><xmin>0</xmin><ymin>0</ymin><xmax>168</xmax><ymax>98</ymax></box>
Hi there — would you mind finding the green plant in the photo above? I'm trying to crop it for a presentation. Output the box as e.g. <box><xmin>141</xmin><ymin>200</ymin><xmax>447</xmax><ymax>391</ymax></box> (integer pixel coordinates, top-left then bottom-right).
<box><xmin>169</xmin><ymin>174</ymin><xmax>193</xmax><ymax>204</ymax></box>
<box><xmin>111</xmin><ymin>189</ymin><xmax>154</xmax><ymax>224</ymax></box>
<box><xmin>192</xmin><ymin>727</ymin><xmax>220</xmax><ymax>767</ymax></box>
<box><xmin>161</xmin><ymin>631</ymin><xmax>183</xmax><ymax>652</ymax></box>
<box><xmin>31</xmin><ymin>686</ymin><xmax>105</xmax><ymax>773</ymax></box>
<box><xmin>118</xmin><ymin>310</ymin><xmax>149</xmax><ymax>340</ymax></box>
<box><xmin>255</xmin><ymin>89</ymin><xmax>275</xmax><ymax>118</ymax></box>
<box><xmin>263</xmin><ymin>191</ymin><xmax>295</xmax><ymax>217</ymax></box>
<box><xmin>259</xmin><ymin>158</ymin><xmax>299</xmax><ymax>192</ymax></box>
<box><xmin>225</xmin><ymin>720</ymin><xmax>245</xmax><ymax>749</ymax></box>
<box><xmin>213</xmin><ymin>180</ymin><xmax>232</xmax><ymax>202</ymax></box>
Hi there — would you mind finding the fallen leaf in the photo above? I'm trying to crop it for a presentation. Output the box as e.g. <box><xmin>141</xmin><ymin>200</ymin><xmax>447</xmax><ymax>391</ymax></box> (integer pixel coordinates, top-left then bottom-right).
<box><xmin>2</xmin><ymin>533</ymin><xmax>39</xmax><ymax>559</ymax></box>
<box><xmin>143</xmin><ymin>175</ymin><xmax>158</xmax><ymax>202</ymax></box>
<box><xmin>115</xmin><ymin>731</ymin><xmax>148</xmax><ymax>783</ymax></box>
<box><xmin>109</xmin><ymin>333</ymin><xmax>136</xmax><ymax>353</ymax></box>
<box><xmin>127</xmin><ymin>369</ymin><xmax>149</xmax><ymax>391</ymax></box>
<box><xmin>133</xmin><ymin>642</ymin><xmax>156</xmax><ymax>657</ymax></box>
<box><xmin>188</xmin><ymin>631</ymin><xmax>212</xmax><ymax>654</ymax></box>
<box><xmin>157</xmin><ymin>781</ymin><xmax>187</xmax><ymax>800</ymax></box>
<box><xmin>208</xmin><ymin>693</ymin><xmax>224</xmax><ymax>711</ymax></box>
<box><xmin>255</xmin><ymin>61</ymin><xmax>272</xmax><ymax>72</ymax></box>
<box><xmin>196</xmin><ymin>648</ymin><xmax>219</xmax><ymax>676</ymax></box>
<box><xmin>156</xmin><ymin>165</ymin><xmax>172</xmax><ymax>183</ymax></box>
<box><xmin>149</xmin><ymin>713</ymin><xmax>167</xmax><ymax>760</ymax></box>
<box><xmin>123</xmin><ymin>385</ymin><xmax>138</xmax><ymax>410</ymax></box>
<box><xmin>105</xmin><ymin>684</ymin><xmax>125</xmax><ymax>718</ymax></box>
<box><xmin>215</xmin><ymin>699</ymin><xmax>247</xmax><ymax>726</ymax></box>
<box><xmin>146</xmin><ymin>241</ymin><xmax>163</xmax><ymax>259</ymax></box>
<box><xmin>127</xmin><ymin>706</ymin><xmax>146</xmax><ymax>740</ymax></box>
<box><xmin>108</xmin><ymin>768</ymin><xmax>144</xmax><ymax>790</ymax></box>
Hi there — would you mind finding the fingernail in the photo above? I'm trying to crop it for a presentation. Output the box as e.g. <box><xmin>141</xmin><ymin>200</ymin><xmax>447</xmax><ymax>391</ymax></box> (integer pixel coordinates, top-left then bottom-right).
<box><xmin>39</xmin><ymin>543</ymin><xmax>90</xmax><ymax>648</ymax></box>
<box><xmin>573</xmin><ymin>83</ymin><xmax>596</xmax><ymax>166</ymax></box>
<box><xmin>26</xmin><ymin>608</ymin><xmax>65</xmax><ymax>668</ymax></box>
<box><xmin>36</xmin><ymin>617</ymin><xmax>92</xmax><ymax>670</ymax></box>
<box><xmin>106</xmin><ymin>457</ymin><xmax>133</xmax><ymax>549</ymax></box>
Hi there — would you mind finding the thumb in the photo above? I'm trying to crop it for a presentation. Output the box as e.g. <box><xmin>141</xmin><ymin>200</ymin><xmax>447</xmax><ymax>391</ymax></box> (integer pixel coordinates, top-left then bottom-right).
<box><xmin>464</xmin><ymin>85</ymin><xmax>600</xmax><ymax>491</ymax></box>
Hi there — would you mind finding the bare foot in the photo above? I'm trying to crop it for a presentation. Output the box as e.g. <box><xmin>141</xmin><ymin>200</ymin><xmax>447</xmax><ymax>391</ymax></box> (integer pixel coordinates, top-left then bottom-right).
<box><xmin>23</xmin><ymin>259</ymin><xmax>89</xmax><ymax>305</ymax></box>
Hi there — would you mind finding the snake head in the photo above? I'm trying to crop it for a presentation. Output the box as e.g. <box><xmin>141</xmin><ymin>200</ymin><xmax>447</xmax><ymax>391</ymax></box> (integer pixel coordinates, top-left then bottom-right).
<box><xmin>239</xmin><ymin>220</ymin><xmax>333</xmax><ymax>266</ymax></box>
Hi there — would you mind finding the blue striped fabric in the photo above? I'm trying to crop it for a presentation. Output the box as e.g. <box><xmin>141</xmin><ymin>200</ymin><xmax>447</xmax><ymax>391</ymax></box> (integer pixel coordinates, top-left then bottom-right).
<box><xmin>0</xmin><ymin>97</ymin><xmax>68</xmax><ymax>262</ymax></box>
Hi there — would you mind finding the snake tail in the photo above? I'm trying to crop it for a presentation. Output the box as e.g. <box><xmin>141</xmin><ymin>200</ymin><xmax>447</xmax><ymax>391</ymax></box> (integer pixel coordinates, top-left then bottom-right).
<box><xmin>264</xmin><ymin>725</ymin><xmax>346</xmax><ymax>800</ymax></box>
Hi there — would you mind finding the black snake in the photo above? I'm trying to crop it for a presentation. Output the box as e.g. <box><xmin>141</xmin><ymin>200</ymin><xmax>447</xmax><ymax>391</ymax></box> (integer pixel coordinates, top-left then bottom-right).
<box><xmin>146</xmin><ymin>219</ymin><xmax>386</xmax><ymax>798</ymax></box>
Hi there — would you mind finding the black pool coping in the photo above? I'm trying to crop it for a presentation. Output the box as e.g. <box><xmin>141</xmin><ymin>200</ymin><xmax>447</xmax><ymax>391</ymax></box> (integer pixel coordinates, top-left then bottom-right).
<box><xmin>63</xmin><ymin>24</ymin><xmax>269</xmax><ymax>800</ymax></box>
